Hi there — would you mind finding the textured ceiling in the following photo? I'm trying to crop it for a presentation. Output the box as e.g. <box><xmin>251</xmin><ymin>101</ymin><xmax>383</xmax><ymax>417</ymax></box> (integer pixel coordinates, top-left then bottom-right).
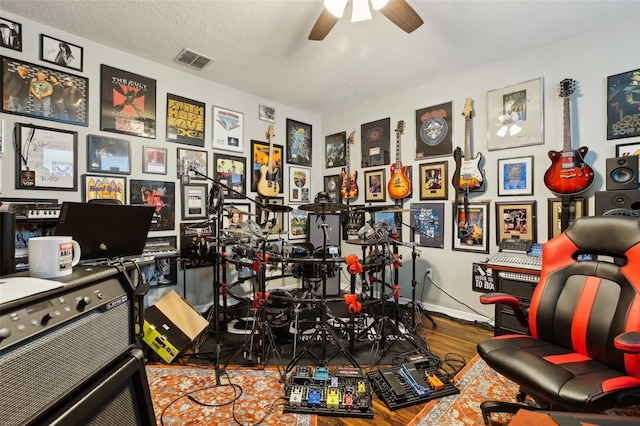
<box><xmin>3</xmin><ymin>0</ymin><xmax>639</xmax><ymax>115</ymax></box>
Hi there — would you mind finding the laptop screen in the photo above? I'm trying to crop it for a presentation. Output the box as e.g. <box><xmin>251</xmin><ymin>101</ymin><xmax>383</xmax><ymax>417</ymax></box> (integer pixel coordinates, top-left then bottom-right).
<box><xmin>54</xmin><ymin>202</ymin><xmax>154</xmax><ymax>260</ymax></box>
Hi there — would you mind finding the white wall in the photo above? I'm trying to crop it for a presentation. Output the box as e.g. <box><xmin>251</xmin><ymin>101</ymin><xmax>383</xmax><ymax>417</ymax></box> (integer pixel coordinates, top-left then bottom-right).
<box><xmin>322</xmin><ymin>14</ymin><xmax>640</xmax><ymax>322</ymax></box>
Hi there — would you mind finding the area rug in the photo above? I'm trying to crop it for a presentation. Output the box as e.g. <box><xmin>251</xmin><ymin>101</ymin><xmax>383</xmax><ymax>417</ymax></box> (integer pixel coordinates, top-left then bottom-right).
<box><xmin>408</xmin><ymin>355</ymin><xmax>640</xmax><ymax>426</ymax></box>
<box><xmin>146</xmin><ymin>364</ymin><xmax>316</xmax><ymax>426</ymax></box>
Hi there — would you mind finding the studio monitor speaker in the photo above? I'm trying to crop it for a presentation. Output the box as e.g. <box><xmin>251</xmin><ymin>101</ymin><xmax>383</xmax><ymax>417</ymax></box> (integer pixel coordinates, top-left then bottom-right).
<box><xmin>606</xmin><ymin>156</ymin><xmax>638</xmax><ymax>190</ymax></box>
<box><xmin>595</xmin><ymin>190</ymin><xmax>640</xmax><ymax>215</ymax></box>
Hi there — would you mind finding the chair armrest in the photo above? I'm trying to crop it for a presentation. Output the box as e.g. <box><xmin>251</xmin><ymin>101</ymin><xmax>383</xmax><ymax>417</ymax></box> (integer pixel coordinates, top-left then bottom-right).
<box><xmin>615</xmin><ymin>331</ymin><xmax>640</xmax><ymax>354</ymax></box>
<box><xmin>480</xmin><ymin>292</ymin><xmax>528</xmax><ymax>327</ymax></box>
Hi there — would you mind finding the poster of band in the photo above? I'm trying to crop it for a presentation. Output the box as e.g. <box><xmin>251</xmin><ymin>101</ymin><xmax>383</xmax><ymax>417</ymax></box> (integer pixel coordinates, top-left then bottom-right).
<box><xmin>607</xmin><ymin>68</ymin><xmax>640</xmax><ymax>140</ymax></box>
<box><xmin>179</xmin><ymin>222</ymin><xmax>214</xmax><ymax>269</ymax></box>
<box><xmin>410</xmin><ymin>202</ymin><xmax>445</xmax><ymax>248</ymax></box>
<box><xmin>166</xmin><ymin>93</ymin><xmax>205</xmax><ymax>146</ymax></box>
<box><xmin>130</xmin><ymin>179</ymin><xmax>175</xmax><ymax>231</ymax></box>
<box><xmin>414</xmin><ymin>102</ymin><xmax>453</xmax><ymax>159</ymax></box>
<box><xmin>325</xmin><ymin>131</ymin><xmax>346</xmax><ymax>168</ymax></box>
<box><xmin>100</xmin><ymin>64</ymin><xmax>156</xmax><ymax>138</ymax></box>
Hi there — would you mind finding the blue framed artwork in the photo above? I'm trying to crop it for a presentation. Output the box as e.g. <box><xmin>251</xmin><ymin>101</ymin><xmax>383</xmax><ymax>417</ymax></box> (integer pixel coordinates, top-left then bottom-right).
<box><xmin>497</xmin><ymin>155</ymin><xmax>533</xmax><ymax>196</ymax></box>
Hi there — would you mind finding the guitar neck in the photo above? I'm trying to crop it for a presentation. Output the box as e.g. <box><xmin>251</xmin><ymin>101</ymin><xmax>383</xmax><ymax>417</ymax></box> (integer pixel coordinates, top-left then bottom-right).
<box><xmin>464</xmin><ymin>116</ymin><xmax>471</xmax><ymax>161</ymax></box>
<box><xmin>563</xmin><ymin>97</ymin><xmax>572</xmax><ymax>151</ymax></box>
<box><xmin>395</xmin><ymin>132</ymin><xmax>401</xmax><ymax>167</ymax></box>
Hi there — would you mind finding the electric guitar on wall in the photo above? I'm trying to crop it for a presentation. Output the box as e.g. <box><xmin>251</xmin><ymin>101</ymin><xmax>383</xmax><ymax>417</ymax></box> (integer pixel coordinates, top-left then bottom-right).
<box><xmin>340</xmin><ymin>130</ymin><xmax>358</xmax><ymax>200</ymax></box>
<box><xmin>543</xmin><ymin>78</ymin><xmax>594</xmax><ymax>195</ymax></box>
<box><xmin>388</xmin><ymin>120</ymin><xmax>412</xmax><ymax>199</ymax></box>
<box><xmin>452</xmin><ymin>97</ymin><xmax>484</xmax><ymax>192</ymax></box>
<box><xmin>257</xmin><ymin>124</ymin><xmax>280</xmax><ymax>197</ymax></box>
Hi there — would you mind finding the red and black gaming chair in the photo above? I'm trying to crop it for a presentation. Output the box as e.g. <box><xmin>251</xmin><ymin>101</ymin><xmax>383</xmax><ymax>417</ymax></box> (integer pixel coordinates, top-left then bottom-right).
<box><xmin>477</xmin><ymin>216</ymin><xmax>640</xmax><ymax>423</ymax></box>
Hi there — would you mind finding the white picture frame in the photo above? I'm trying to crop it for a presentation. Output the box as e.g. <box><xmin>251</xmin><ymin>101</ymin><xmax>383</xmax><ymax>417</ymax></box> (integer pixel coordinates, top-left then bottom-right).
<box><xmin>212</xmin><ymin>106</ymin><xmax>244</xmax><ymax>152</ymax></box>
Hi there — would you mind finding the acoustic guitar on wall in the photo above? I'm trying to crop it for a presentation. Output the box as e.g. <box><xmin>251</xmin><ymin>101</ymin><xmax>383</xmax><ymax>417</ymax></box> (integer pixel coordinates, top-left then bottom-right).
<box><xmin>388</xmin><ymin>120</ymin><xmax>412</xmax><ymax>199</ymax></box>
<box><xmin>340</xmin><ymin>130</ymin><xmax>358</xmax><ymax>200</ymax></box>
<box><xmin>257</xmin><ymin>124</ymin><xmax>280</xmax><ymax>197</ymax></box>
<box><xmin>543</xmin><ymin>78</ymin><xmax>594</xmax><ymax>195</ymax></box>
<box><xmin>452</xmin><ymin>97</ymin><xmax>484</xmax><ymax>193</ymax></box>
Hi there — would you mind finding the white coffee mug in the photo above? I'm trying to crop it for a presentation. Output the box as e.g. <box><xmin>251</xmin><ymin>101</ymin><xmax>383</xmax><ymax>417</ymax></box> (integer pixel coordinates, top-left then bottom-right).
<box><xmin>28</xmin><ymin>236</ymin><xmax>81</xmax><ymax>279</ymax></box>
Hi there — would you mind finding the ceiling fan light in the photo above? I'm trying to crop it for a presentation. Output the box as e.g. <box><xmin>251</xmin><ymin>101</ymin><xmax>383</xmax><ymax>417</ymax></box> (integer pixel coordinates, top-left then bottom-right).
<box><xmin>324</xmin><ymin>0</ymin><xmax>348</xmax><ymax>18</ymax></box>
<box><xmin>351</xmin><ymin>0</ymin><xmax>372</xmax><ymax>22</ymax></box>
<box><xmin>370</xmin><ymin>0</ymin><xmax>389</xmax><ymax>10</ymax></box>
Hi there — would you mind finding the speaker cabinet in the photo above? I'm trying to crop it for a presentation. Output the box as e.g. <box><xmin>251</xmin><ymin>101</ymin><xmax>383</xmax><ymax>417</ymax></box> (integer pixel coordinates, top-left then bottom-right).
<box><xmin>595</xmin><ymin>190</ymin><xmax>640</xmax><ymax>215</ymax></box>
<box><xmin>606</xmin><ymin>156</ymin><xmax>638</xmax><ymax>190</ymax></box>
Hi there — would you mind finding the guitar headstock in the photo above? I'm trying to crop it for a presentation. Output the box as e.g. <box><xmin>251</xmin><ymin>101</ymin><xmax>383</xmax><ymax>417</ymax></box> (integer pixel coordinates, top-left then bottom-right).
<box><xmin>265</xmin><ymin>124</ymin><xmax>275</xmax><ymax>140</ymax></box>
<box><xmin>559</xmin><ymin>79</ymin><xmax>576</xmax><ymax>98</ymax></box>
<box><xmin>463</xmin><ymin>97</ymin><xmax>473</xmax><ymax>118</ymax></box>
<box><xmin>395</xmin><ymin>120</ymin><xmax>405</xmax><ymax>135</ymax></box>
<box><xmin>347</xmin><ymin>130</ymin><xmax>355</xmax><ymax>144</ymax></box>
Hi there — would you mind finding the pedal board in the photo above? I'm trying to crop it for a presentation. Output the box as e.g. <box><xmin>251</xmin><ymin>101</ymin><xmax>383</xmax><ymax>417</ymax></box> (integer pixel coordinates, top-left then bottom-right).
<box><xmin>367</xmin><ymin>354</ymin><xmax>460</xmax><ymax>410</ymax></box>
<box><xmin>283</xmin><ymin>366</ymin><xmax>374</xmax><ymax>418</ymax></box>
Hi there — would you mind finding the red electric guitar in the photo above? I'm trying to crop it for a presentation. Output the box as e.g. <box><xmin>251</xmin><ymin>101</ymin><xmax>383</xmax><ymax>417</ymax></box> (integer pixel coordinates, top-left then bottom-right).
<box><xmin>388</xmin><ymin>120</ymin><xmax>412</xmax><ymax>199</ymax></box>
<box><xmin>543</xmin><ymin>79</ymin><xmax>594</xmax><ymax>195</ymax></box>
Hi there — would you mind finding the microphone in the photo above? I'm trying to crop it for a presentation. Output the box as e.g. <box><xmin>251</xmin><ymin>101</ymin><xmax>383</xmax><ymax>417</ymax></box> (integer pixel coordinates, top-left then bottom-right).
<box><xmin>181</xmin><ymin>158</ymin><xmax>191</xmax><ymax>184</ymax></box>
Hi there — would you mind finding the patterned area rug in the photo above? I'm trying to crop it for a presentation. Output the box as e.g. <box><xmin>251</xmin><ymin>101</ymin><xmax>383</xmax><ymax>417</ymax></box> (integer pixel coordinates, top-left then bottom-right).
<box><xmin>146</xmin><ymin>364</ymin><xmax>316</xmax><ymax>426</ymax></box>
<box><xmin>408</xmin><ymin>355</ymin><xmax>640</xmax><ymax>426</ymax></box>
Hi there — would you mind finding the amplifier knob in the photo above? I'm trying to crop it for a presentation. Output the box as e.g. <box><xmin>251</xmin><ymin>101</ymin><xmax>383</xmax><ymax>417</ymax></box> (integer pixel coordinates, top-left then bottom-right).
<box><xmin>0</xmin><ymin>327</ymin><xmax>10</xmax><ymax>341</ymax></box>
<box><xmin>77</xmin><ymin>296</ymin><xmax>92</xmax><ymax>311</ymax></box>
<box><xmin>41</xmin><ymin>313</ymin><xmax>53</xmax><ymax>325</ymax></box>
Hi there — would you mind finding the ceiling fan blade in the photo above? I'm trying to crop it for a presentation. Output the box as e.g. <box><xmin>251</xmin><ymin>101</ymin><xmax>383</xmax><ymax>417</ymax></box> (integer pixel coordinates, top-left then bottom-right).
<box><xmin>309</xmin><ymin>9</ymin><xmax>340</xmax><ymax>41</ymax></box>
<box><xmin>379</xmin><ymin>0</ymin><xmax>423</xmax><ymax>33</ymax></box>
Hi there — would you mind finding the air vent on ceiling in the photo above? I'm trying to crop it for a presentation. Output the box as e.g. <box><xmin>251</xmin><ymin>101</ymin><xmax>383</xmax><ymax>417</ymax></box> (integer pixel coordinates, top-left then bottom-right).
<box><xmin>174</xmin><ymin>48</ymin><xmax>213</xmax><ymax>70</ymax></box>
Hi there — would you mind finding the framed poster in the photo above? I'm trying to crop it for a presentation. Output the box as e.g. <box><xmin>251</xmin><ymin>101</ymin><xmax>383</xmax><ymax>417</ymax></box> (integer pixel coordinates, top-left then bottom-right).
<box><xmin>87</xmin><ymin>134</ymin><xmax>130</xmax><ymax>175</ymax></box>
<box><xmin>143</xmin><ymin>146</ymin><xmax>167</xmax><ymax>175</ymax></box>
<box><xmin>497</xmin><ymin>156</ymin><xmax>534</xmax><ymax>196</ymax></box>
<box><xmin>251</xmin><ymin>139</ymin><xmax>283</xmax><ymax>193</ymax></box>
<box><xmin>410</xmin><ymin>202</ymin><xmax>445</xmax><ymax>248</ymax></box>
<box><xmin>495</xmin><ymin>201</ymin><xmax>537</xmax><ymax>244</ymax></box>
<box><xmin>289</xmin><ymin>206</ymin><xmax>308</xmax><ymax>240</ymax></box>
<box><xmin>607</xmin><ymin>69</ymin><xmax>640</xmax><ymax>140</ymax></box>
<box><xmin>0</xmin><ymin>17</ymin><xmax>22</xmax><ymax>51</ymax></box>
<box><xmin>166</xmin><ymin>93</ymin><xmax>205</xmax><ymax>146</ymax></box>
<box><xmin>286</xmin><ymin>118</ymin><xmax>312</xmax><ymax>166</ymax></box>
<box><xmin>223</xmin><ymin>203</ymin><xmax>251</xmax><ymax>228</ymax></box>
<box><xmin>341</xmin><ymin>205</ymin><xmax>365</xmax><ymax>241</ymax></box>
<box><xmin>100</xmin><ymin>64</ymin><xmax>156</xmax><ymax>138</ymax></box>
<box><xmin>289</xmin><ymin>166</ymin><xmax>311</xmax><ymax>203</ymax></box>
<box><xmin>259</xmin><ymin>104</ymin><xmax>275</xmax><ymax>123</ymax></box>
<box><xmin>2</xmin><ymin>56</ymin><xmax>89</xmax><ymax>126</ymax></box>
<box><xmin>177</xmin><ymin>147</ymin><xmax>207</xmax><ymax>181</ymax></box>
<box><xmin>212</xmin><ymin>106</ymin><xmax>243</xmax><ymax>152</ymax></box>
<box><xmin>487</xmin><ymin>77</ymin><xmax>544</xmax><ymax>151</ymax></box>
<box><xmin>130</xmin><ymin>179</ymin><xmax>175</xmax><ymax>231</ymax></box>
<box><xmin>180</xmin><ymin>222</ymin><xmax>214</xmax><ymax>269</ymax></box>
<box><xmin>415</xmin><ymin>102</ymin><xmax>453</xmax><ymax>159</ymax></box>
<box><xmin>40</xmin><ymin>34</ymin><xmax>83</xmax><ymax>72</ymax></box>
<box><xmin>14</xmin><ymin>123</ymin><xmax>77</xmax><ymax>191</ymax></box>
<box><xmin>364</xmin><ymin>168</ymin><xmax>386</xmax><ymax>202</ymax></box>
<box><xmin>82</xmin><ymin>174</ymin><xmax>126</xmax><ymax>203</ymax></box>
<box><xmin>374</xmin><ymin>210</ymin><xmax>402</xmax><ymax>241</ymax></box>
<box><xmin>256</xmin><ymin>196</ymin><xmax>285</xmax><ymax>235</ymax></box>
<box><xmin>419</xmin><ymin>161</ymin><xmax>448</xmax><ymax>200</ymax></box>
<box><xmin>361</xmin><ymin>117</ymin><xmax>390</xmax><ymax>167</ymax></box>
<box><xmin>213</xmin><ymin>152</ymin><xmax>246</xmax><ymax>199</ymax></box>
<box><xmin>452</xmin><ymin>201</ymin><xmax>489</xmax><ymax>253</ymax></box>
<box><xmin>182</xmin><ymin>183</ymin><xmax>208</xmax><ymax>220</ymax></box>
<box><xmin>324</xmin><ymin>174</ymin><xmax>342</xmax><ymax>203</ymax></box>
<box><xmin>548</xmin><ymin>197</ymin><xmax>587</xmax><ymax>239</ymax></box>
<box><xmin>325</xmin><ymin>131</ymin><xmax>346</xmax><ymax>168</ymax></box>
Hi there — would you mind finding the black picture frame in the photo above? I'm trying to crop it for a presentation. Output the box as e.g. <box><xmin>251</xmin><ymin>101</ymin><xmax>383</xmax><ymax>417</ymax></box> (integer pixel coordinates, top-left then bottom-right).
<box><xmin>130</xmin><ymin>179</ymin><xmax>176</xmax><ymax>231</ymax></box>
<box><xmin>40</xmin><ymin>34</ymin><xmax>83</xmax><ymax>72</ymax></box>
<box><xmin>100</xmin><ymin>64</ymin><xmax>156</xmax><ymax>139</ymax></box>
<box><xmin>0</xmin><ymin>17</ymin><xmax>22</xmax><ymax>52</ymax></box>
<box><xmin>325</xmin><ymin>131</ymin><xmax>346</xmax><ymax>168</ymax></box>
<box><xmin>452</xmin><ymin>201</ymin><xmax>489</xmax><ymax>253</ymax></box>
<box><xmin>285</xmin><ymin>118</ymin><xmax>312</xmax><ymax>166</ymax></box>
<box><xmin>324</xmin><ymin>174</ymin><xmax>343</xmax><ymax>203</ymax></box>
<box><xmin>415</xmin><ymin>102</ymin><xmax>453</xmax><ymax>159</ymax></box>
<box><xmin>410</xmin><ymin>202</ymin><xmax>445</xmax><ymax>248</ymax></box>
<box><xmin>181</xmin><ymin>183</ymin><xmax>208</xmax><ymax>220</ymax></box>
<box><xmin>166</xmin><ymin>93</ymin><xmax>205</xmax><ymax>146</ymax></box>
<box><xmin>14</xmin><ymin>123</ymin><xmax>78</xmax><ymax>191</ymax></box>
<box><xmin>607</xmin><ymin>69</ymin><xmax>640</xmax><ymax>140</ymax></box>
<box><xmin>1</xmin><ymin>56</ymin><xmax>89</xmax><ymax>126</ymax></box>
<box><xmin>87</xmin><ymin>134</ymin><xmax>131</xmax><ymax>175</ymax></box>
<box><xmin>361</xmin><ymin>117</ymin><xmax>391</xmax><ymax>167</ymax></box>
<box><xmin>251</xmin><ymin>139</ymin><xmax>283</xmax><ymax>193</ymax></box>
<box><xmin>213</xmin><ymin>152</ymin><xmax>246</xmax><ymax>199</ymax></box>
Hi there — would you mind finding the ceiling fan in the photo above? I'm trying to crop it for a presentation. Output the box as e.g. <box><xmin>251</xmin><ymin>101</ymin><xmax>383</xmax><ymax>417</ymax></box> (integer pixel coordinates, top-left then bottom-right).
<box><xmin>309</xmin><ymin>0</ymin><xmax>423</xmax><ymax>41</ymax></box>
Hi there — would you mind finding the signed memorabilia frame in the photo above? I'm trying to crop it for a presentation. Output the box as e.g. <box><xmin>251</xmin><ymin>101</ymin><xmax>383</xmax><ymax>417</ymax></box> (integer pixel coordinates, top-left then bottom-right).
<box><xmin>497</xmin><ymin>155</ymin><xmax>534</xmax><ymax>196</ymax></box>
<box><xmin>177</xmin><ymin>147</ymin><xmax>207</xmax><ymax>182</ymax></box>
<box><xmin>495</xmin><ymin>200</ymin><xmax>537</xmax><ymax>244</ymax></box>
<box><xmin>415</xmin><ymin>102</ymin><xmax>453</xmax><ymax>159</ymax></box>
<box><xmin>40</xmin><ymin>34</ymin><xmax>83</xmax><ymax>72</ymax></box>
<box><xmin>289</xmin><ymin>166</ymin><xmax>311</xmax><ymax>203</ymax></box>
<box><xmin>213</xmin><ymin>152</ymin><xmax>246</xmax><ymax>199</ymax></box>
<box><xmin>212</xmin><ymin>106</ymin><xmax>244</xmax><ymax>152</ymax></box>
<box><xmin>143</xmin><ymin>146</ymin><xmax>167</xmax><ymax>175</ymax></box>
<box><xmin>547</xmin><ymin>197</ymin><xmax>587</xmax><ymax>239</ymax></box>
<box><xmin>87</xmin><ymin>134</ymin><xmax>131</xmax><ymax>175</ymax></box>
<box><xmin>82</xmin><ymin>174</ymin><xmax>126</xmax><ymax>203</ymax></box>
<box><xmin>181</xmin><ymin>183</ymin><xmax>208</xmax><ymax>220</ymax></box>
<box><xmin>452</xmin><ymin>201</ymin><xmax>489</xmax><ymax>253</ymax></box>
<box><xmin>364</xmin><ymin>168</ymin><xmax>386</xmax><ymax>202</ymax></box>
<box><xmin>410</xmin><ymin>202</ymin><xmax>445</xmax><ymax>248</ymax></box>
<box><xmin>419</xmin><ymin>161</ymin><xmax>448</xmax><ymax>200</ymax></box>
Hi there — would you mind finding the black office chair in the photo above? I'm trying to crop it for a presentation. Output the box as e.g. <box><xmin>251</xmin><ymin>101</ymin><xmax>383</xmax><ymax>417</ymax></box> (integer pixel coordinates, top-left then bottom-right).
<box><xmin>477</xmin><ymin>216</ymin><xmax>640</xmax><ymax>423</ymax></box>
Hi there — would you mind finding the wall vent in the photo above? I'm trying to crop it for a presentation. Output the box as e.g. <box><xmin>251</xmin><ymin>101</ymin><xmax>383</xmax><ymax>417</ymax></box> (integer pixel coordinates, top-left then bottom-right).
<box><xmin>174</xmin><ymin>48</ymin><xmax>213</xmax><ymax>70</ymax></box>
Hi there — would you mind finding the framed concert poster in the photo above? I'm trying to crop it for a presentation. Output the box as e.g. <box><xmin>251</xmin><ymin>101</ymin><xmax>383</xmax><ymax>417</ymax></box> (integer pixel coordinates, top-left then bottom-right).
<box><xmin>179</xmin><ymin>222</ymin><xmax>214</xmax><ymax>269</ymax></box>
<box><xmin>82</xmin><ymin>174</ymin><xmax>126</xmax><ymax>203</ymax></box>
<box><xmin>14</xmin><ymin>123</ymin><xmax>77</xmax><ymax>191</ymax></box>
<box><xmin>415</xmin><ymin>102</ymin><xmax>453</xmax><ymax>159</ymax></box>
<box><xmin>289</xmin><ymin>205</ymin><xmax>308</xmax><ymax>240</ymax></box>
<box><xmin>181</xmin><ymin>183</ymin><xmax>208</xmax><ymax>220</ymax></box>
<box><xmin>547</xmin><ymin>197</ymin><xmax>587</xmax><ymax>239</ymax></box>
<box><xmin>286</xmin><ymin>118</ymin><xmax>312</xmax><ymax>166</ymax></box>
<box><xmin>497</xmin><ymin>155</ymin><xmax>534</xmax><ymax>196</ymax></box>
<box><xmin>250</xmin><ymin>139</ymin><xmax>283</xmax><ymax>193</ymax></box>
<box><xmin>495</xmin><ymin>201</ymin><xmax>536</xmax><ymax>244</ymax></box>
<box><xmin>419</xmin><ymin>161</ymin><xmax>447</xmax><ymax>200</ymax></box>
<box><xmin>130</xmin><ymin>179</ymin><xmax>175</xmax><ymax>231</ymax></box>
<box><xmin>166</xmin><ymin>93</ymin><xmax>205</xmax><ymax>146</ymax></box>
<box><xmin>100</xmin><ymin>64</ymin><xmax>156</xmax><ymax>138</ymax></box>
<box><xmin>212</xmin><ymin>106</ymin><xmax>243</xmax><ymax>152</ymax></box>
<box><xmin>40</xmin><ymin>34</ymin><xmax>83</xmax><ymax>72</ymax></box>
<box><xmin>213</xmin><ymin>152</ymin><xmax>246</xmax><ymax>199</ymax></box>
<box><xmin>324</xmin><ymin>174</ymin><xmax>342</xmax><ymax>203</ymax></box>
<box><xmin>143</xmin><ymin>146</ymin><xmax>167</xmax><ymax>175</ymax></box>
<box><xmin>364</xmin><ymin>168</ymin><xmax>386</xmax><ymax>202</ymax></box>
<box><xmin>325</xmin><ymin>131</ymin><xmax>346</xmax><ymax>168</ymax></box>
<box><xmin>1</xmin><ymin>56</ymin><xmax>89</xmax><ymax>126</ymax></box>
<box><xmin>0</xmin><ymin>17</ymin><xmax>22</xmax><ymax>51</ymax></box>
<box><xmin>361</xmin><ymin>117</ymin><xmax>390</xmax><ymax>167</ymax></box>
<box><xmin>410</xmin><ymin>202</ymin><xmax>445</xmax><ymax>248</ymax></box>
<box><xmin>607</xmin><ymin>69</ymin><xmax>640</xmax><ymax>140</ymax></box>
<box><xmin>452</xmin><ymin>201</ymin><xmax>489</xmax><ymax>253</ymax></box>
<box><xmin>256</xmin><ymin>196</ymin><xmax>285</xmax><ymax>236</ymax></box>
<box><xmin>177</xmin><ymin>147</ymin><xmax>207</xmax><ymax>182</ymax></box>
<box><xmin>487</xmin><ymin>77</ymin><xmax>544</xmax><ymax>151</ymax></box>
<box><xmin>87</xmin><ymin>134</ymin><xmax>131</xmax><ymax>175</ymax></box>
<box><xmin>289</xmin><ymin>166</ymin><xmax>311</xmax><ymax>203</ymax></box>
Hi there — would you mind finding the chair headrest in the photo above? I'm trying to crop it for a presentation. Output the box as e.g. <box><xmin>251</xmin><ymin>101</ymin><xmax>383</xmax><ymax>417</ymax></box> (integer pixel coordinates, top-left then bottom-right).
<box><xmin>563</xmin><ymin>216</ymin><xmax>640</xmax><ymax>255</ymax></box>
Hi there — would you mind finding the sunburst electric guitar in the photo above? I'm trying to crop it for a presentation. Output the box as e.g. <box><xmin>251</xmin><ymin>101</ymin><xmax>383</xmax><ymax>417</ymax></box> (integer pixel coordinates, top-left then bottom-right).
<box><xmin>543</xmin><ymin>78</ymin><xmax>594</xmax><ymax>195</ymax></box>
<box><xmin>257</xmin><ymin>124</ymin><xmax>280</xmax><ymax>197</ymax></box>
<box><xmin>452</xmin><ymin>97</ymin><xmax>484</xmax><ymax>192</ymax></box>
<box><xmin>388</xmin><ymin>120</ymin><xmax>412</xmax><ymax>199</ymax></box>
<box><xmin>340</xmin><ymin>130</ymin><xmax>358</xmax><ymax>200</ymax></box>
